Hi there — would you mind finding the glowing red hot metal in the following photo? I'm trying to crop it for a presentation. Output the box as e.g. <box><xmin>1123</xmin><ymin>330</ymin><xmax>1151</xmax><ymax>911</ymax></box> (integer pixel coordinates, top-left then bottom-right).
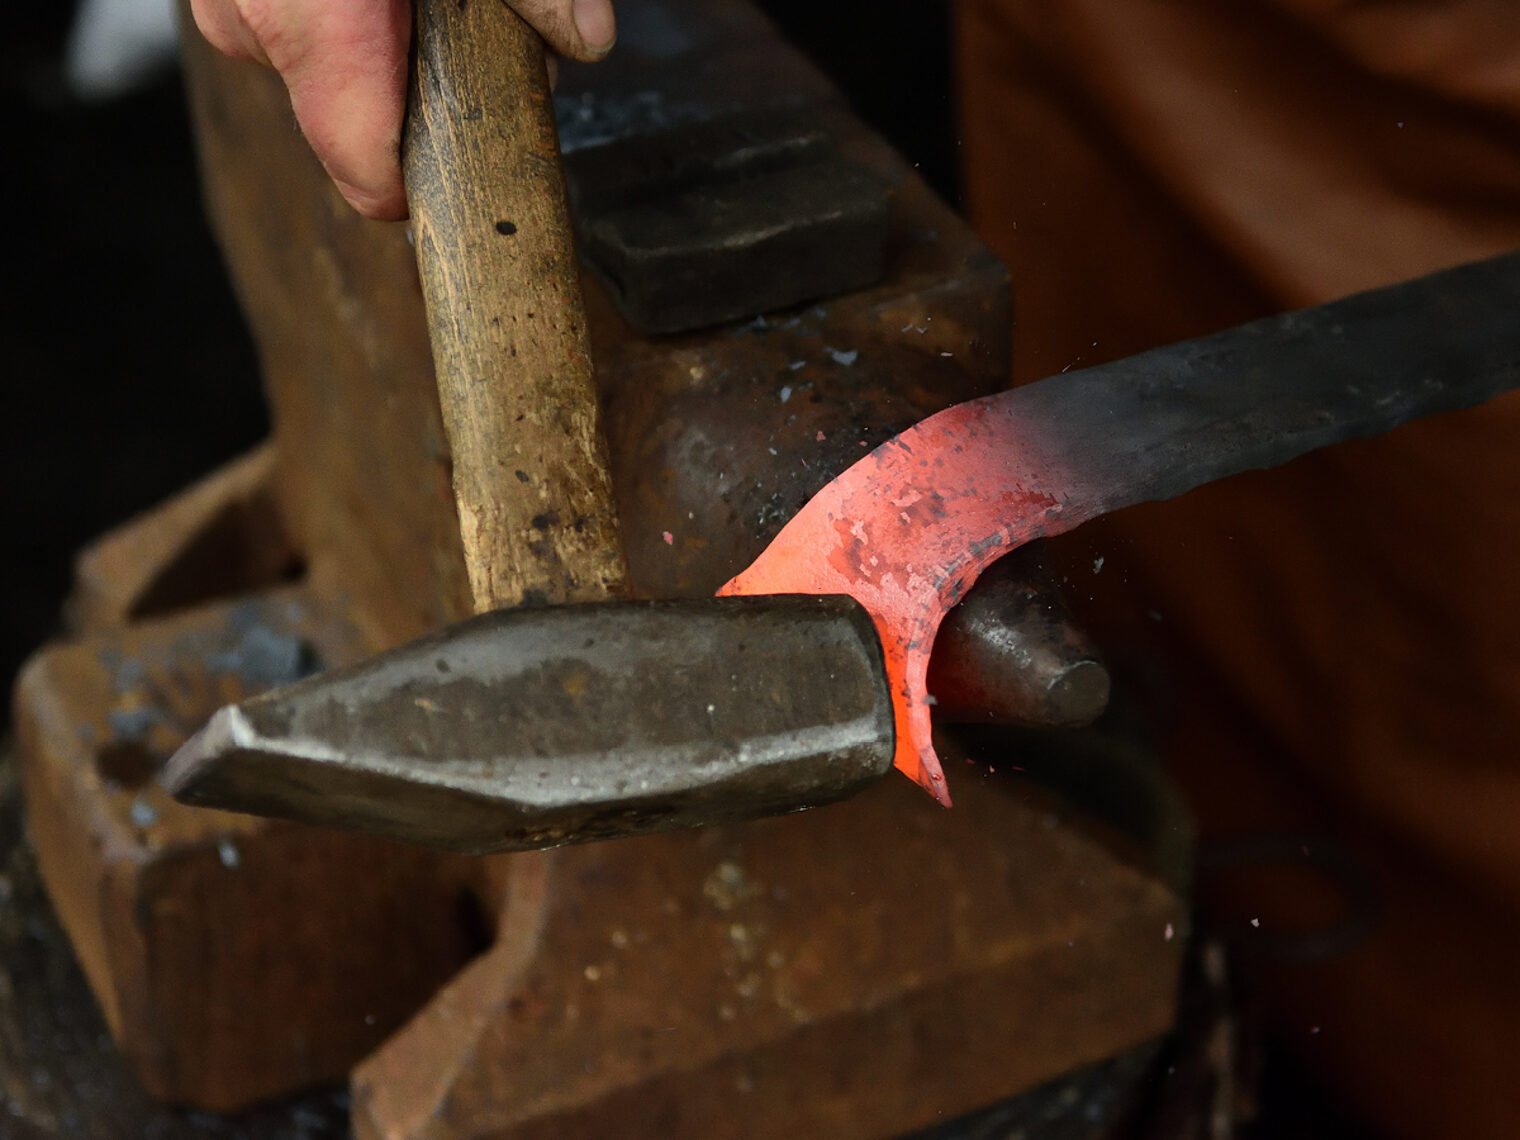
<box><xmin>723</xmin><ymin>252</ymin><xmax>1520</xmax><ymax>803</ymax></box>
<box><xmin>721</xmin><ymin>397</ymin><xmax>1067</xmax><ymax>804</ymax></box>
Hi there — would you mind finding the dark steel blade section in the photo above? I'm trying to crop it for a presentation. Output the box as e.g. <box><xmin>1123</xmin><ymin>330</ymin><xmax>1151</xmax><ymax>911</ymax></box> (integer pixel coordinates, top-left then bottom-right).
<box><xmin>1026</xmin><ymin>250</ymin><xmax>1520</xmax><ymax>516</ymax></box>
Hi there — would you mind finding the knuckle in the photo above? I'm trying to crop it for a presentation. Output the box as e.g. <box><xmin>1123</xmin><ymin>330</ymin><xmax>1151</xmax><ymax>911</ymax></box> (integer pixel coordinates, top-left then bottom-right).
<box><xmin>229</xmin><ymin>0</ymin><xmax>302</xmax><ymax>70</ymax></box>
<box><xmin>508</xmin><ymin>0</ymin><xmax>581</xmax><ymax>55</ymax></box>
<box><xmin>188</xmin><ymin>0</ymin><xmax>255</xmax><ymax>60</ymax></box>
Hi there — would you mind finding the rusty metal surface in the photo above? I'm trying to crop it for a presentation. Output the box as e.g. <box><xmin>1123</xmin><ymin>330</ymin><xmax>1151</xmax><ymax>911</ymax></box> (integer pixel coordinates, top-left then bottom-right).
<box><xmin>13</xmin><ymin>586</ymin><xmax>488</xmax><ymax>1111</ymax></box>
<box><xmin>0</xmin><ymin>741</ymin><xmax>350</xmax><ymax>1138</ymax></box>
<box><xmin>0</xmin><ymin>731</ymin><xmax>1217</xmax><ymax>1140</ymax></box>
<box><xmin>166</xmin><ymin>596</ymin><xmax>894</xmax><ymax>853</ymax></box>
<box><xmin>565</xmin><ymin>109</ymin><xmax>891</xmax><ymax>333</ymax></box>
<box><xmin>70</xmin><ymin>444</ymin><xmax>299</xmax><ymax>634</ymax></box>
<box><xmin>351</xmin><ymin>753</ymin><xmax>1185</xmax><ymax>1140</ymax></box>
<box><xmin>930</xmin><ymin>545</ymin><xmax>1111</xmax><ymax>728</ymax></box>
<box><xmin>599</xmin><ymin>295</ymin><xmax>1001</xmax><ymax>598</ymax></box>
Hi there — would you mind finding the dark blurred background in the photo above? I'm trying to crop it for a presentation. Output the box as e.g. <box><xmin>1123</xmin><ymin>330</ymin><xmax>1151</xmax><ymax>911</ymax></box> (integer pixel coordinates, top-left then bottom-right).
<box><xmin>2</xmin><ymin>5</ymin><xmax>267</xmax><ymax>722</ymax></box>
<box><xmin>0</xmin><ymin>0</ymin><xmax>959</xmax><ymax>731</ymax></box>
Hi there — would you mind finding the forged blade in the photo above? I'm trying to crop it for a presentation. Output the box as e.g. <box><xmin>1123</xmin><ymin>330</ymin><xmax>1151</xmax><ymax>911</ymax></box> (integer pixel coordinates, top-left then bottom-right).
<box><xmin>164</xmin><ymin>595</ymin><xmax>894</xmax><ymax>853</ymax></box>
<box><xmin>1015</xmin><ymin>251</ymin><xmax>1520</xmax><ymax>515</ymax></box>
<box><xmin>723</xmin><ymin>251</ymin><xmax>1520</xmax><ymax>801</ymax></box>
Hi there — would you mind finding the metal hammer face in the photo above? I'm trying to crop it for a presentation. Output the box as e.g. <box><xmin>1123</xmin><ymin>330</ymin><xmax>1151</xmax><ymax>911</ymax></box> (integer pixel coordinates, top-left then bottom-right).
<box><xmin>163</xmin><ymin>595</ymin><xmax>894</xmax><ymax>853</ymax></box>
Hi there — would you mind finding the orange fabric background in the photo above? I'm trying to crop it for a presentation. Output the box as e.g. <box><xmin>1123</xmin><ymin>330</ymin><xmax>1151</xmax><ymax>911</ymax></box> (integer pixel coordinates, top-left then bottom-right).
<box><xmin>955</xmin><ymin>2</ymin><xmax>1520</xmax><ymax>1136</ymax></box>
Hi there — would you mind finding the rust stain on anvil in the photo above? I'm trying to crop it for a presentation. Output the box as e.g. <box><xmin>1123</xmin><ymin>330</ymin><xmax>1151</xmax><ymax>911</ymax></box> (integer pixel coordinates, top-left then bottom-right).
<box><xmin>722</xmin><ymin>395</ymin><xmax>1064</xmax><ymax>805</ymax></box>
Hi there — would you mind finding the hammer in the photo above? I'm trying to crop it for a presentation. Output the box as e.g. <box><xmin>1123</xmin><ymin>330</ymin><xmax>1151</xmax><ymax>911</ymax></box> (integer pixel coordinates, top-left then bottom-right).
<box><xmin>202</xmin><ymin>0</ymin><xmax>900</xmax><ymax>847</ymax></box>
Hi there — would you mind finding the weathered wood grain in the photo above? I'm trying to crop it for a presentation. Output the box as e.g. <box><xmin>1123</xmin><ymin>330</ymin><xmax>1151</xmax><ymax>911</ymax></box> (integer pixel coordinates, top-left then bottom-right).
<box><xmin>404</xmin><ymin>0</ymin><xmax>627</xmax><ymax>611</ymax></box>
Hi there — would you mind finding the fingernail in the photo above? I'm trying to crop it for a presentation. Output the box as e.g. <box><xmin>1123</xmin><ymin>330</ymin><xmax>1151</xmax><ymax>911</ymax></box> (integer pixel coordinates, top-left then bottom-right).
<box><xmin>573</xmin><ymin>0</ymin><xmax>616</xmax><ymax>56</ymax></box>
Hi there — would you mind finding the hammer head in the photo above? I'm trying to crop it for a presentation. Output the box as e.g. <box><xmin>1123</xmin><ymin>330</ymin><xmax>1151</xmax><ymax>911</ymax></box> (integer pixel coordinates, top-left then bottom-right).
<box><xmin>163</xmin><ymin>595</ymin><xmax>894</xmax><ymax>853</ymax></box>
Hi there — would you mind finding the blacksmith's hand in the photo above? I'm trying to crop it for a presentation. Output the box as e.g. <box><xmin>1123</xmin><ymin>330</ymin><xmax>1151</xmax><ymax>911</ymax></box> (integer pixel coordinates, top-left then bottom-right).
<box><xmin>188</xmin><ymin>0</ymin><xmax>617</xmax><ymax>219</ymax></box>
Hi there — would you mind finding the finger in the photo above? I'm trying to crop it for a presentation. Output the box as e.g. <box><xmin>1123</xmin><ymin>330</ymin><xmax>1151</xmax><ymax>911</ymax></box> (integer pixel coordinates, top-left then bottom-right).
<box><xmin>508</xmin><ymin>0</ymin><xmax>617</xmax><ymax>63</ymax></box>
<box><xmin>244</xmin><ymin>0</ymin><xmax>412</xmax><ymax>220</ymax></box>
<box><xmin>188</xmin><ymin>0</ymin><xmax>269</xmax><ymax>65</ymax></box>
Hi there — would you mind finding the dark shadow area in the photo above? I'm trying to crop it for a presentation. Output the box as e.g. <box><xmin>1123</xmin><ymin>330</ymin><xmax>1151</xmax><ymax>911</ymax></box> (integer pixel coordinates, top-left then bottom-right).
<box><xmin>1</xmin><ymin>7</ymin><xmax>268</xmax><ymax>732</ymax></box>
<box><xmin>756</xmin><ymin>0</ymin><xmax>961</xmax><ymax>206</ymax></box>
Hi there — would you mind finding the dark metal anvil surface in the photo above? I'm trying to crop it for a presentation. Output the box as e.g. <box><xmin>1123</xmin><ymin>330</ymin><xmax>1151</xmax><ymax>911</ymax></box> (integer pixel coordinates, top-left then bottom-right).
<box><xmin>10</xmin><ymin>0</ymin><xmax>1183</xmax><ymax>1135</ymax></box>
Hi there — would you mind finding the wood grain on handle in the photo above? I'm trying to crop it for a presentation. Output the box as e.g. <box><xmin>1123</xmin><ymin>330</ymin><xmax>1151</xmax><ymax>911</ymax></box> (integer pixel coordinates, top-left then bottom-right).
<box><xmin>403</xmin><ymin>0</ymin><xmax>628</xmax><ymax>612</ymax></box>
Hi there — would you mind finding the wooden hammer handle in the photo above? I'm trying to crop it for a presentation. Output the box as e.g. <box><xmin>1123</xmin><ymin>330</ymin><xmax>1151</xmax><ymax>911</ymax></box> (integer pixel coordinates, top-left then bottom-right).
<box><xmin>403</xmin><ymin>0</ymin><xmax>627</xmax><ymax>612</ymax></box>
